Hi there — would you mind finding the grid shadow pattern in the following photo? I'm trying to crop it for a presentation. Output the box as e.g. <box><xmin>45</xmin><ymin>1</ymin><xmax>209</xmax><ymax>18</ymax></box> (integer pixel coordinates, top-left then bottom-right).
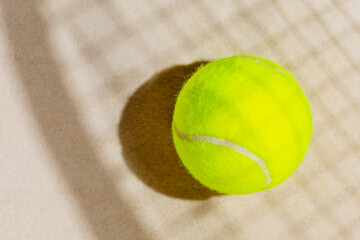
<box><xmin>23</xmin><ymin>0</ymin><xmax>360</xmax><ymax>239</ymax></box>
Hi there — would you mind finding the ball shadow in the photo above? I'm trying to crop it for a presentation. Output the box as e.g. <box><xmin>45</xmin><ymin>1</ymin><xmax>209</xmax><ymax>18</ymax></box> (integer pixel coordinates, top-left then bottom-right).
<box><xmin>119</xmin><ymin>61</ymin><xmax>221</xmax><ymax>200</ymax></box>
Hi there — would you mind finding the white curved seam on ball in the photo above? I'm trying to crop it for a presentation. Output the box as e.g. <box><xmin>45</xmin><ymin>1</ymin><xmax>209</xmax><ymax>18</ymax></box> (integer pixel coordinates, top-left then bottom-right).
<box><xmin>238</xmin><ymin>56</ymin><xmax>285</xmax><ymax>74</ymax></box>
<box><xmin>174</xmin><ymin>125</ymin><xmax>272</xmax><ymax>187</ymax></box>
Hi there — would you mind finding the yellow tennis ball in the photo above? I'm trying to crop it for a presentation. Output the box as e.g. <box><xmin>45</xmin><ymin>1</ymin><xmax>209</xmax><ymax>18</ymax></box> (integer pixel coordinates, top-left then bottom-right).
<box><xmin>172</xmin><ymin>55</ymin><xmax>312</xmax><ymax>194</ymax></box>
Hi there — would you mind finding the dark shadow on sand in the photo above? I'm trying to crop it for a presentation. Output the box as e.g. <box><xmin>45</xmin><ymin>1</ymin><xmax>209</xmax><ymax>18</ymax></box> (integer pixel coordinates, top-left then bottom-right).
<box><xmin>119</xmin><ymin>61</ymin><xmax>220</xmax><ymax>200</ymax></box>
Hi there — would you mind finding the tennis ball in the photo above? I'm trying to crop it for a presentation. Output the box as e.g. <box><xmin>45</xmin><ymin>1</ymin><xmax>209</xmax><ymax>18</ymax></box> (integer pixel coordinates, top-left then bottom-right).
<box><xmin>172</xmin><ymin>55</ymin><xmax>312</xmax><ymax>194</ymax></box>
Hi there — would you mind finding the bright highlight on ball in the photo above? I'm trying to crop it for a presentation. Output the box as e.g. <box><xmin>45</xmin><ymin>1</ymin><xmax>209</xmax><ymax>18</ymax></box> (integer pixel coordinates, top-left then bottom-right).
<box><xmin>172</xmin><ymin>55</ymin><xmax>312</xmax><ymax>194</ymax></box>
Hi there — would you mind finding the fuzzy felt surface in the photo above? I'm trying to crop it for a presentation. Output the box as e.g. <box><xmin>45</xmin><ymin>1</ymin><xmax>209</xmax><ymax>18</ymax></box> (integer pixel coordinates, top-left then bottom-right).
<box><xmin>172</xmin><ymin>55</ymin><xmax>312</xmax><ymax>194</ymax></box>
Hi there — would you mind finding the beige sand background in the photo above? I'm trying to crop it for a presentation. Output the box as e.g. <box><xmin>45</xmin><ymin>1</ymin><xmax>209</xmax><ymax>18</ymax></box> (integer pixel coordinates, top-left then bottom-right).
<box><xmin>1</xmin><ymin>0</ymin><xmax>359</xmax><ymax>239</ymax></box>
